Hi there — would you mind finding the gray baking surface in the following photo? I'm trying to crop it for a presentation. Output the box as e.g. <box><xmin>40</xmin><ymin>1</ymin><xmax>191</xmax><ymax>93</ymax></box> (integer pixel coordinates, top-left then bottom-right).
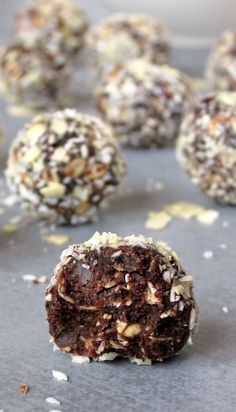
<box><xmin>0</xmin><ymin>1</ymin><xmax>236</xmax><ymax>412</ymax></box>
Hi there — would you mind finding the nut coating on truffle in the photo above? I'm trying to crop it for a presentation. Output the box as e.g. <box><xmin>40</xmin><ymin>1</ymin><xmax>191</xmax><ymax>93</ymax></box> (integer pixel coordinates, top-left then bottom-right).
<box><xmin>46</xmin><ymin>232</ymin><xmax>197</xmax><ymax>364</ymax></box>
<box><xmin>87</xmin><ymin>13</ymin><xmax>170</xmax><ymax>75</ymax></box>
<box><xmin>0</xmin><ymin>45</ymin><xmax>71</xmax><ymax>108</ymax></box>
<box><xmin>13</xmin><ymin>0</ymin><xmax>88</xmax><ymax>59</ymax></box>
<box><xmin>177</xmin><ymin>92</ymin><xmax>236</xmax><ymax>205</ymax></box>
<box><xmin>6</xmin><ymin>110</ymin><xmax>126</xmax><ymax>224</ymax></box>
<box><xmin>206</xmin><ymin>30</ymin><xmax>236</xmax><ymax>91</ymax></box>
<box><xmin>97</xmin><ymin>59</ymin><xmax>193</xmax><ymax>147</ymax></box>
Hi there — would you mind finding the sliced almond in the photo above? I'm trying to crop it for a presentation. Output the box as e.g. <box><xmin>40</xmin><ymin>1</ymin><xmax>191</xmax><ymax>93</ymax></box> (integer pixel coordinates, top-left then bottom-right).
<box><xmin>64</xmin><ymin>158</ymin><xmax>86</xmax><ymax>178</ymax></box>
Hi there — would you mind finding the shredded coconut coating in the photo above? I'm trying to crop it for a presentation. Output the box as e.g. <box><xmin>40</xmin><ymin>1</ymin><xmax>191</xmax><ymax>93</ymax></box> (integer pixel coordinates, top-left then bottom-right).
<box><xmin>177</xmin><ymin>92</ymin><xmax>236</xmax><ymax>205</ymax></box>
<box><xmin>0</xmin><ymin>45</ymin><xmax>71</xmax><ymax>109</ymax></box>
<box><xmin>13</xmin><ymin>0</ymin><xmax>89</xmax><ymax>59</ymax></box>
<box><xmin>206</xmin><ymin>30</ymin><xmax>236</xmax><ymax>91</ymax></box>
<box><xmin>97</xmin><ymin>59</ymin><xmax>193</xmax><ymax>147</ymax></box>
<box><xmin>6</xmin><ymin>110</ymin><xmax>126</xmax><ymax>224</ymax></box>
<box><xmin>46</xmin><ymin>232</ymin><xmax>198</xmax><ymax>364</ymax></box>
<box><xmin>87</xmin><ymin>13</ymin><xmax>170</xmax><ymax>75</ymax></box>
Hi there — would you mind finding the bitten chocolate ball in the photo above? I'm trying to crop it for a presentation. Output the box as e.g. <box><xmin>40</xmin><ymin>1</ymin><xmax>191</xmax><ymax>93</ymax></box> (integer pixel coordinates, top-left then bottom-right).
<box><xmin>206</xmin><ymin>30</ymin><xmax>236</xmax><ymax>91</ymax></box>
<box><xmin>0</xmin><ymin>45</ymin><xmax>71</xmax><ymax>109</ymax></box>
<box><xmin>87</xmin><ymin>13</ymin><xmax>170</xmax><ymax>75</ymax></box>
<box><xmin>177</xmin><ymin>92</ymin><xmax>236</xmax><ymax>205</ymax></box>
<box><xmin>13</xmin><ymin>0</ymin><xmax>88</xmax><ymax>59</ymax></box>
<box><xmin>46</xmin><ymin>232</ymin><xmax>198</xmax><ymax>364</ymax></box>
<box><xmin>6</xmin><ymin>110</ymin><xmax>126</xmax><ymax>224</ymax></box>
<box><xmin>97</xmin><ymin>59</ymin><xmax>193</xmax><ymax>147</ymax></box>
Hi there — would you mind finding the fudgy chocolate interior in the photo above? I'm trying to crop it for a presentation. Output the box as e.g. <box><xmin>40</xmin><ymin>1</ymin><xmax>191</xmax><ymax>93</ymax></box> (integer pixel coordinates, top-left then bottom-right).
<box><xmin>46</xmin><ymin>245</ymin><xmax>192</xmax><ymax>361</ymax></box>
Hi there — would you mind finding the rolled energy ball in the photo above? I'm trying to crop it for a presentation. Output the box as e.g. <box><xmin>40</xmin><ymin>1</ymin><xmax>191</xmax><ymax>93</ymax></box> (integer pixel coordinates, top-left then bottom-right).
<box><xmin>13</xmin><ymin>0</ymin><xmax>88</xmax><ymax>59</ymax></box>
<box><xmin>206</xmin><ymin>30</ymin><xmax>236</xmax><ymax>91</ymax></box>
<box><xmin>177</xmin><ymin>92</ymin><xmax>236</xmax><ymax>205</ymax></box>
<box><xmin>46</xmin><ymin>232</ymin><xmax>198</xmax><ymax>364</ymax></box>
<box><xmin>97</xmin><ymin>59</ymin><xmax>193</xmax><ymax>147</ymax></box>
<box><xmin>87</xmin><ymin>13</ymin><xmax>170</xmax><ymax>75</ymax></box>
<box><xmin>6</xmin><ymin>110</ymin><xmax>126</xmax><ymax>224</ymax></box>
<box><xmin>0</xmin><ymin>45</ymin><xmax>71</xmax><ymax>109</ymax></box>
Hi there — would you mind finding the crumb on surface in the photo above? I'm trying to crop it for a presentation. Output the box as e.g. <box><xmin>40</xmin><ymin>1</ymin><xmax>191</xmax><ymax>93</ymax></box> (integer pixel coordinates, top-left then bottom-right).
<box><xmin>203</xmin><ymin>250</ymin><xmax>214</xmax><ymax>259</ymax></box>
<box><xmin>19</xmin><ymin>383</ymin><xmax>29</xmax><ymax>394</ymax></box>
<box><xmin>43</xmin><ymin>234</ymin><xmax>70</xmax><ymax>246</ymax></box>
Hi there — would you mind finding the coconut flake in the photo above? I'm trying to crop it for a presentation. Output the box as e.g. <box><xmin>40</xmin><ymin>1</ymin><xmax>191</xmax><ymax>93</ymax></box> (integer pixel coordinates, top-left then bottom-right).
<box><xmin>46</xmin><ymin>397</ymin><xmax>61</xmax><ymax>406</ymax></box>
<box><xmin>97</xmin><ymin>352</ymin><xmax>118</xmax><ymax>362</ymax></box>
<box><xmin>222</xmin><ymin>306</ymin><xmax>228</xmax><ymax>314</ymax></box>
<box><xmin>203</xmin><ymin>250</ymin><xmax>213</xmax><ymax>259</ymax></box>
<box><xmin>52</xmin><ymin>370</ymin><xmax>68</xmax><ymax>381</ymax></box>
<box><xmin>72</xmin><ymin>355</ymin><xmax>90</xmax><ymax>364</ymax></box>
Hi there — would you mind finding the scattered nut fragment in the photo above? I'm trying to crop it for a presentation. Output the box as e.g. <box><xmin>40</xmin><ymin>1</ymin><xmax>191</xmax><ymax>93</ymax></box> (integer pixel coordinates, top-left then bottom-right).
<box><xmin>43</xmin><ymin>234</ymin><xmax>70</xmax><ymax>246</ymax></box>
<box><xmin>164</xmin><ymin>202</ymin><xmax>204</xmax><ymax>220</ymax></box>
<box><xmin>145</xmin><ymin>211</ymin><xmax>172</xmax><ymax>230</ymax></box>
<box><xmin>2</xmin><ymin>223</ymin><xmax>18</xmax><ymax>234</ymax></box>
<box><xmin>52</xmin><ymin>370</ymin><xmax>68</xmax><ymax>382</ymax></box>
<box><xmin>197</xmin><ymin>209</ymin><xmax>219</xmax><ymax>225</ymax></box>
<box><xmin>19</xmin><ymin>383</ymin><xmax>29</xmax><ymax>394</ymax></box>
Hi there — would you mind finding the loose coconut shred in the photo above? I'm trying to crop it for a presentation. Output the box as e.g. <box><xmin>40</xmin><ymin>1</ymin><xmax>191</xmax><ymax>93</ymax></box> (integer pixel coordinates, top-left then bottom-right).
<box><xmin>46</xmin><ymin>232</ymin><xmax>198</xmax><ymax>365</ymax></box>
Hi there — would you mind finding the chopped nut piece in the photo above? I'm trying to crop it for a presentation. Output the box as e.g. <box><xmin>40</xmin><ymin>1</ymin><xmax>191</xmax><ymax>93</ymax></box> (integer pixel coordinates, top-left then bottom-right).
<box><xmin>116</xmin><ymin>320</ymin><xmax>127</xmax><ymax>334</ymax></box>
<box><xmin>51</xmin><ymin>119</ymin><xmax>68</xmax><ymax>136</ymax></box>
<box><xmin>40</xmin><ymin>182</ymin><xmax>66</xmax><ymax>198</ymax></box>
<box><xmin>123</xmin><ymin>323</ymin><xmax>141</xmax><ymax>338</ymax></box>
<box><xmin>64</xmin><ymin>158</ymin><xmax>86</xmax><ymax>178</ymax></box>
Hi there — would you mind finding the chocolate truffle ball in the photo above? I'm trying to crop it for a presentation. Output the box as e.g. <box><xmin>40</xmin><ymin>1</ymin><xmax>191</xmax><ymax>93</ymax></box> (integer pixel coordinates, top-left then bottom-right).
<box><xmin>87</xmin><ymin>13</ymin><xmax>170</xmax><ymax>75</ymax></box>
<box><xmin>0</xmin><ymin>45</ymin><xmax>71</xmax><ymax>109</ymax></box>
<box><xmin>177</xmin><ymin>92</ymin><xmax>236</xmax><ymax>205</ymax></box>
<box><xmin>97</xmin><ymin>59</ymin><xmax>193</xmax><ymax>147</ymax></box>
<box><xmin>46</xmin><ymin>232</ymin><xmax>198</xmax><ymax>364</ymax></box>
<box><xmin>6</xmin><ymin>110</ymin><xmax>126</xmax><ymax>224</ymax></box>
<box><xmin>13</xmin><ymin>0</ymin><xmax>88</xmax><ymax>59</ymax></box>
<box><xmin>206</xmin><ymin>30</ymin><xmax>236</xmax><ymax>91</ymax></box>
